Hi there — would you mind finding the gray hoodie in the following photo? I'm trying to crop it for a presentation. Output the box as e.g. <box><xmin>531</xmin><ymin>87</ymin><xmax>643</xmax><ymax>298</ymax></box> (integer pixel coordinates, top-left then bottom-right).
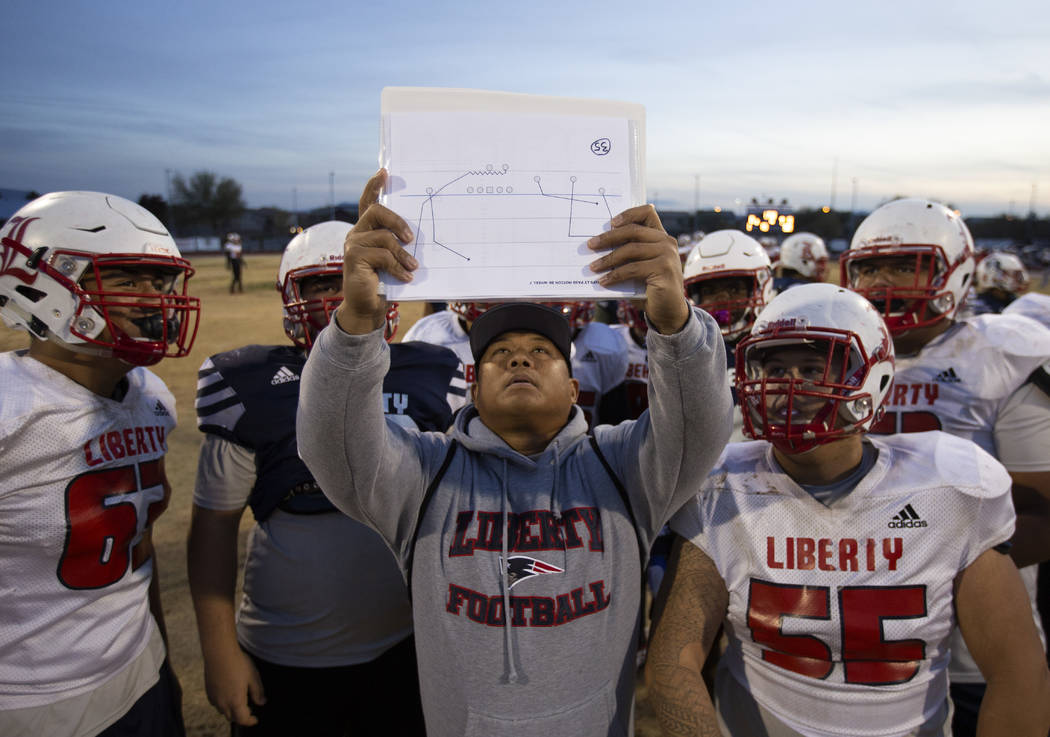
<box><xmin>297</xmin><ymin>309</ymin><xmax>732</xmax><ymax>737</ymax></box>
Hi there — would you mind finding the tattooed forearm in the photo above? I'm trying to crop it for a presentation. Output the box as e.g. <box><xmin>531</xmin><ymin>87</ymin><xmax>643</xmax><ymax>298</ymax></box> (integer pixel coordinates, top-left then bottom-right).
<box><xmin>649</xmin><ymin>662</ymin><xmax>722</xmax><ymax>736</ymax></box>
<box><xmin>646</xmin><ymin>538</ymin><xmax>728</xmax><ymax>736</ymax></box>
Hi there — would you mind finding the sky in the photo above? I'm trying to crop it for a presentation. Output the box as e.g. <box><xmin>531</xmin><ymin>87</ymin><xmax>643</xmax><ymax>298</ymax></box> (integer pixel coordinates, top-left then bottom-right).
<box><xmin>2</xmin><ymin>0</ymin><xmax>1048</xmax><ymax>218</ymax></box>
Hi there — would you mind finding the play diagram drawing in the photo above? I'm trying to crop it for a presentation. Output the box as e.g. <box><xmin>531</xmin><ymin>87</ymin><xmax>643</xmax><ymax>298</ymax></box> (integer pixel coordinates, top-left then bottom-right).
<box><xmin>404</xmin><ymin>164</ymin><xmax>621</xmax><ymax>265</ymax></box>
<box><xmin>379</xmin><ymin>105</ymin><xmax>644</xmax><ymax>301</ymax></box>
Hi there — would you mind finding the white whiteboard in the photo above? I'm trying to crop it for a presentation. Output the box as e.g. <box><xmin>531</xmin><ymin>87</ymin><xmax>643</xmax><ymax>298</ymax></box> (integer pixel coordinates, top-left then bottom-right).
<box><xmin>378</xmin><ymin>87</ymin><xmax>646</xmax><ymax>301</ymax></box>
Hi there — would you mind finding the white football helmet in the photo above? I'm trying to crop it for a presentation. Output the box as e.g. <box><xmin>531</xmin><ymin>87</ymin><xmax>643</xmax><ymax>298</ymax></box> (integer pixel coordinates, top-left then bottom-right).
<box><xmin>538</xmin><ymin>301</ymin><xmax>595</xmax><ymax>330</ymax></box>
<box><xmin>449</xmin><ymin>301</ymin><xmax>592</xmax><ymax>331</ymax></box>
<box><xmin>779</xmin><ymin>232</ymin><xmax>829</xmax><ymax>280</ymax></box>
<box><xmin>842</xmin><ymin>198</ymin><xmax>975</xmax><ymax>335</ymax></box>
<box><xmin>616</xmin><ymin>300</ymin><xmax>647</xmax><ymax>338</ymax></box>
<box><xmin>975</xmin><ymin>252</ymin><xmax>1029</xmax><ymax>297</ymax></box>
<box><xmin>0</xmin><ymin>191</ymin><xmax>199</xmax><ymax>366</ymax></box>
<box><xmin>758</xmin><ymin>236</ymin><xmax>780</xmax><ymax>265</ymax></box>
<box><xmin>449</xmin><ymin>301</ymin><xmax>493</xmax><ymax>324</ymax></box>
<box><xmin>277</xmin><ymin>221</ymin><xmax>398</xmax><ymax>347</ymax></box>
<box><xmin>736</xmin><ymin>283</ymin><xmax>895</xmax><ymax>454</ymax></box>
<box><xmin>683</xmin><ymin>229</ymin><xmax>773</xmax><ymax>342</ymax></box>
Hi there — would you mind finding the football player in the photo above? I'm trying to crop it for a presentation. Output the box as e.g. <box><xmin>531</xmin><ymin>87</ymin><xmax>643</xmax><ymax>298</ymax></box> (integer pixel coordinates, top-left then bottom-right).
<box><xmin>647</xmin><ymin>283</ymin><xmax>1050</xmax><ymax>736</ymax></box>
<box><xmin>403</xmin><ymin>300</ymin><xmax>627</xmax><ymax>427</ymax></box>
<box><xmin>841</xmin><ymin>198</ymin><xmax>1050</xmax><ymax>736</ymax></box>
<box><xmin>968</xmin><ymin>251</ymin><xmax>1031</xmax><ymax>316</ymax></box>
<box><xmin>683</xmin><ymin>229</ymin><xmax>775</xmax><ymax>442</ymax></box>
<box><xmin>224</xmin><ymin>232</ymin><xmax>245</xmax><ymax>294</ymax></box>
<box><xmin>774</xmin><ymin>232</ymin><xmax>829</xmax><ymax>292</ymax></box>
<box><xmin>401</xmin><ymin>300</ymin><xmax>485</xmax><ymax>409</ymax></box>
<box><xmin>598</xmin><ymin>300</ymin><xmax>651</xmax><ymax>425</ymax></box>
<box><xmin>187</xmin><ymin>221</ymin><xmax>459</xmax><ymax>735</ymax></box>
<box><xmin>0</xmin><ymin>191</ymin><xmax>200</xmax><ymax>736</ymax></box>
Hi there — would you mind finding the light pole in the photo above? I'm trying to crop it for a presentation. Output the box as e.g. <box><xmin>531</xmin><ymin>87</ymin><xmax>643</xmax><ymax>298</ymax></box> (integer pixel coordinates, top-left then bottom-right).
<box><xmin>694</xmin><ymin>174</ymin><xmax>700</xmax><ymax>231</ymax></box>
<box><xmin>292</xmin><ymin>187</ymin><xmax>299</xmax><ymax>231</ymax></box>
<box><xmin>329</xmin><ymin>171</ymin><xmax>335</xmax><ymax>221</ymax></box>
<box><xmin>164</xmin><ymin>168</ymin><xmax>175</xmax><ymax>232</ymax></box>
<box><xmin>830</xmin><ymin>157</ymin><xmax>838</xmax><ymax>211</ymax></box>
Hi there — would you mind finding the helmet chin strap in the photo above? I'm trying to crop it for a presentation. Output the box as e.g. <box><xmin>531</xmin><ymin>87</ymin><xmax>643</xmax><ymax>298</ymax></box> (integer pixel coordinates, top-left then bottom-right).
<box><xmin>50</xmin><ymin>318</ymin><xmax>168</xmax><ymax>367</ymax></box>
<box><xmin>46</xmin><ymin>331</ymin><xmax>119</xmax><ymax>361</ymax></box>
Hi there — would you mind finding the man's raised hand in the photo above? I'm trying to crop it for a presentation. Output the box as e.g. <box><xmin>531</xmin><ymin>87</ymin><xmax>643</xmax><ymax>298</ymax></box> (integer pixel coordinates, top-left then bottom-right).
<box><xmin>336</xmin><ymin>169</ymin><xmax>418</xmax><ymax>335</ymax></box>
<box><xmin>587</xmin><ymin>204</ymin><xmax>690</xmax><ymax>335</ymax></box>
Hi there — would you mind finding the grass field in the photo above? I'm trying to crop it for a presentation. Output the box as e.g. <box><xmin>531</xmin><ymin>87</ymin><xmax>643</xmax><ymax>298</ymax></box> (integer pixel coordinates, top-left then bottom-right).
<box><xmin>4</xmin><ymin>253</ymin><xmax>1046</xmax><ymax>735</ymax></box>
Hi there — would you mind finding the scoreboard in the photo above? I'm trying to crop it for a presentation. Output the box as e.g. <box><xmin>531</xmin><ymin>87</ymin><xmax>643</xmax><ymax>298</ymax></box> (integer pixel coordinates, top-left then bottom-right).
<box><xmin>745</xmin><ymin>200</ymin><xmax>795</xmax><ymax>235</ymax></box>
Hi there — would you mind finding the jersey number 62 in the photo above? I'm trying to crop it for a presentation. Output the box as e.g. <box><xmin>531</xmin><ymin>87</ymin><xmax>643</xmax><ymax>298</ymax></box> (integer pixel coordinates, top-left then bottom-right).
<box><xmin>58</xmin><ymin>460</ymin><xmax>169</xmax><ymax>590</ymax></box>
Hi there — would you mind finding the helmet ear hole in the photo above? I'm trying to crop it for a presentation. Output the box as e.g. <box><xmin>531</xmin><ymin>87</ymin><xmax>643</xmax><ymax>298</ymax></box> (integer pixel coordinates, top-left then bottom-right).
<box><xmin>15</xmin><ymin>285</ymin><xmax>47</xmax><ymax>303</ymax></box>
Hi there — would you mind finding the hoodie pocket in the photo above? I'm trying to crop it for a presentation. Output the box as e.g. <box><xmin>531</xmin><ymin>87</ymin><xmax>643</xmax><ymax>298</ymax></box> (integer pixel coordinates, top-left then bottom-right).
<box><xmin>464</xmin><ymin>680</ymin><xmax>624</xmax><ymax>737</ymax></box>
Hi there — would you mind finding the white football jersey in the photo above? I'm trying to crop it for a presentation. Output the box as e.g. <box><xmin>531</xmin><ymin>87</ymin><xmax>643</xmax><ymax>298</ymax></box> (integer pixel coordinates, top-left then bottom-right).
<box><xmin>872</xmin><ymin>313</ymin><xmax>1050</xmax><ymax>682</ymax></box>
<box><xmin>672</xmin><ymin>433</ymin><xmax>1014</xmax><ymax>737</ymax></box>
<box><xmin>874</xmin><ymin>314</ymin><xmax>1050</xmax><ymax>456</ymax></box>
<box><xmin>1004</xmin><ymin>292</ymin><xmax>1050</xmax><ymax>331</ymax></box>
<box><xmin>570</xmin><ymin>321</ymin><xmax>628</xmax><ymax>427</ymax></box>
<box><xmin>0</xmin><ymin>352</ymin><xmax>175</xmax><ymax>708</ymax></box>
<box><xmin>402</xmin><ymin>310</ymin><xmax>472</xmax><ymax>410</ymax></box>
<box><xmin>610</xmin><ymin>323</ymin><xmax>650</xmax><ymax>419</ymax></box>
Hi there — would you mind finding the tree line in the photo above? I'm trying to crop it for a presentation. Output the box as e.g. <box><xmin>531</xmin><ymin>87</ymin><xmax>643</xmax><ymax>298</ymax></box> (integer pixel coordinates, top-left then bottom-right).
<box><xmin>137</xmin><ymin>171</ymin><xmax>1050</xmax><ymax>246</ymax></box>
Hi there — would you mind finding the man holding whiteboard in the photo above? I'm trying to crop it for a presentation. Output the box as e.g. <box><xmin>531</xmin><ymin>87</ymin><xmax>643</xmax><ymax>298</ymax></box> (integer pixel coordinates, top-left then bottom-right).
<box><xmin>297</xmin><ymin>169</ymin><xmax>733</xmax><ymax>737</ymax></box>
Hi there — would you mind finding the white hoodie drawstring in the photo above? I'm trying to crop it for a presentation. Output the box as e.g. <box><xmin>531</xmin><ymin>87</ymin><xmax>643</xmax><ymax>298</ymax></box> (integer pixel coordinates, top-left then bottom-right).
<box><xmin>499</xmin><ymin>457</ymin><xmax>527</xmax><ymax>684</ymax></box>
<box><xmin>549</xmin><ymin>440</ymin><xmax>567</xmax><ymax>576</ymax></box>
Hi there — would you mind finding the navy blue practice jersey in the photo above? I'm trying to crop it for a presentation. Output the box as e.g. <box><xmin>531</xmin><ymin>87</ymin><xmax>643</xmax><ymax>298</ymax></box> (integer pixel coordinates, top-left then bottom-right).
<box><xmin>195</xmin><ymin>341</ymin><xmax>460</xmax><ymax>521</ymax></box>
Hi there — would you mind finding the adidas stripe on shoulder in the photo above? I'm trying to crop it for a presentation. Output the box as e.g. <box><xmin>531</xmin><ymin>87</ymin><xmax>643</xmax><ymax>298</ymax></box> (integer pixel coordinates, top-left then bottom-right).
<box><xmin>195</xmin><ymin>357</ymin><xmax>246</xmax><ymax>433</ymax></box>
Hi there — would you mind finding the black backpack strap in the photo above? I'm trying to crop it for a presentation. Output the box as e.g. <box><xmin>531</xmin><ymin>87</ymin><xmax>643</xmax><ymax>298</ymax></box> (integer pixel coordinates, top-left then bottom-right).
<box><xmin>406</xmin><ymin>439</ymin><xmax>458</xmax><ymax>598</ymax></box>
<box><xmin>588</xmin><ymin>435</ymin><xmax>646</xmax><ymax>564</ymax></box>
<box><xmin>1027</xmin><ymin>363</ymin><xmax>1050</xmax><ymax>398</ymax></box>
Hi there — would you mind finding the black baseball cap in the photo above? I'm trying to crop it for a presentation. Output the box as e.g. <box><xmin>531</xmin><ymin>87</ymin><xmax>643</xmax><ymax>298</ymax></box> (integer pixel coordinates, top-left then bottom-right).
<box><xmin>469</xmin><ymin>302</ymin><xmax>573</xmax><ymax>371</ymax></box>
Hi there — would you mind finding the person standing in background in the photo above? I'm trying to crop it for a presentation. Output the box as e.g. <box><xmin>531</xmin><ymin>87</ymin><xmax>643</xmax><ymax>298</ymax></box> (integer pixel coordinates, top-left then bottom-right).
<box><xmin>224</xmin><ymin>233</ymin><xmax>244</xmax><ymax>294</ymax></box>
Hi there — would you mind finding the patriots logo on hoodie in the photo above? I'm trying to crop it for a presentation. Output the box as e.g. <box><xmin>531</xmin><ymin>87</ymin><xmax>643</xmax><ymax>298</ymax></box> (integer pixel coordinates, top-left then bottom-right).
<box><xmin>500</xmin><ymin>555</ymin><xmax>564</xmax><ymax>589</ymax></box>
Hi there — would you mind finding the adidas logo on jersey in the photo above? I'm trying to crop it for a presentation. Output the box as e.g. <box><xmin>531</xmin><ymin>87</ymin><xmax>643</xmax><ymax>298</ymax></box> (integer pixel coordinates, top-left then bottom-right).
<box><xmin>933</xmin><ymin>368</ymin><xmax>961</xmax><ymax>383</ymax></box>
<box><xmin>271</xmin><ymin>366</ymin><xmax>301</xmax><ymax>385</ymax></box>
<box><xmin>580</xmin><ymin>350</ymin><xmax>599</xmax><ymax>363</ymax></box>
<box><xmin>888</xmin><ymin>504</ymin><xmax>927</xmax><ymax>529</ymax></box>
<box><xmin>153</xmin><ymin>400</ymin><xmax>170</xmax><ymax>417</ymax></box>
